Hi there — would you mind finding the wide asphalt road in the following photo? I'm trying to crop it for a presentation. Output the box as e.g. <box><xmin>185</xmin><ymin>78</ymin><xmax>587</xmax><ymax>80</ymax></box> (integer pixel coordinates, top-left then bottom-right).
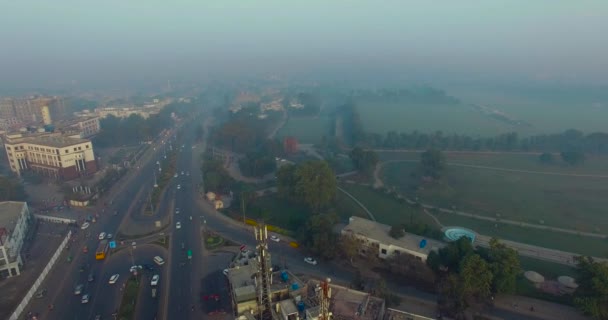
<box><xmin>165</xmin><ymin>121</ymin><xmax>205</xmax><ymax>319</ymax></box>
<box><xmin>22</xmin><ymin>129</ymin><xmax>175</xmax><ymax>320</ymax></box>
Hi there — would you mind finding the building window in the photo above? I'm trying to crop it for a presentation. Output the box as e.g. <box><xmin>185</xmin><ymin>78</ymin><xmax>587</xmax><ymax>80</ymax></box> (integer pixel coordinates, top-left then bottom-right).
<box><xmin>65</xmin><ymin>150</ymin><xmax>68</xmax><ymax>153</ymax></box>
<box><xmin>86</xmin><ymin>144</ymin><xmax>89</xmax><ymax>149</ymax></box>
<box><xmin>381</xmin><ymin>249</ymin><xmax>387</xmax><ymax>254</ymax></box>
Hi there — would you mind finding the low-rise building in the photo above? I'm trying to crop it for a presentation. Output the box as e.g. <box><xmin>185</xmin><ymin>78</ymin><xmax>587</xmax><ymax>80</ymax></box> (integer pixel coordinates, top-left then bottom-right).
<box><xmin>3</xmin><ymin>132</ymin><xmax>98</xmax><ymax>180</ymax></box>
<box><xmin>0</xmin><ymin>201</ymin><xmax>33</xmax><ymax>278</ymax></box>
<box><xmin>341</xmin><ymin>216</ymin><xmax>445</xmax><ymax>262</ymax></box>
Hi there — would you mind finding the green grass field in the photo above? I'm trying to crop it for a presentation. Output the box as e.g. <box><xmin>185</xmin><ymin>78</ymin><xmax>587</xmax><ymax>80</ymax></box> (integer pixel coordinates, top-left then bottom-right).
<box><xmin>376</xmin><ymin>152</ymin><xmax>608</xmax><ymax>257</ymax></box>
<box><xmin>356</xmin><ymin>100</ymin><xmax>517</xmax><ymax>136</ymax></box>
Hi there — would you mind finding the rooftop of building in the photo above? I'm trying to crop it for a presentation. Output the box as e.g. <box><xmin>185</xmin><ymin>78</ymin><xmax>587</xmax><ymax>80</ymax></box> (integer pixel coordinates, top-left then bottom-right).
<box><xmin>5</xmin><ymin>132</ymin><xmax>90</xmax><ymax>148</ymax></box>
<box><xmin>342</xmin><ymin>216</ymin><xmax>445</xmax><ymax>256</ymax></box>
<box><xmin>305</xmin><ymin>280</ymin><xmax>385</xmax><ymax>320</ymax></box>
<box><xmin>227</xmin><ymin>259</ymin><xmax>306</xmax><ymax>302</ymax></box>
<box><xmin>0</xmin><ymin>201</ymin><xmax>27</xmax><ymax>230</ymax></box>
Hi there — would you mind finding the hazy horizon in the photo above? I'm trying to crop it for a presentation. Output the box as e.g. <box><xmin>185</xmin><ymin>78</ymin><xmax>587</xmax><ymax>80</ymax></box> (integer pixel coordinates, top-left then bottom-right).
<box><xmin>1</xmin><ymin>1</ymin><xmax>607</xmax><ymax>92</ymax></box>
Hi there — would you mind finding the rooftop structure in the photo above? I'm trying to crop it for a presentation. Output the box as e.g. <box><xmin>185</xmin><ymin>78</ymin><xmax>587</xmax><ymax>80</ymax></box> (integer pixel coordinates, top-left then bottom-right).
<box><xmin>342</xmin><ymin>216</ymin><xmax>445</xmax><ymax>261</ymax></box>
<box><xmin>0</xmin><ymin>202</ymin><xmax>33</xmax><ymax>278</ymax></box>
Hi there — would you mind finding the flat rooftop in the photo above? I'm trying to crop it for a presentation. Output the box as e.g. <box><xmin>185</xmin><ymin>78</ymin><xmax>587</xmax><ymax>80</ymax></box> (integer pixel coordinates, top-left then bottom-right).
<box><xmin>343</xmin><ymin>216</ymin><xmax>445</xmax><ymax>256</ymax></box>
<box><xmin>330</xmin><ymin>284</ymin><xmax>384</xmax><ymax>320</ymax></box>
<box><xmin>5</xmin><ymin>132</ymin><xmax>90</xmax><ymax>148</ymax></box>
<box><xmin>0</xmin><ymin>201</ymin><xmax>26</xmax><ymax>230</ymax></box>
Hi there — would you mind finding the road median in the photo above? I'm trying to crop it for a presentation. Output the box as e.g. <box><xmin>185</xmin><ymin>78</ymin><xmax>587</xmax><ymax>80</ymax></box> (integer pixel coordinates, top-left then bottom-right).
<box><xmin>118</xmin><ymin>274</ymin><xmax>142</xmax><ymax>320</ymax></box>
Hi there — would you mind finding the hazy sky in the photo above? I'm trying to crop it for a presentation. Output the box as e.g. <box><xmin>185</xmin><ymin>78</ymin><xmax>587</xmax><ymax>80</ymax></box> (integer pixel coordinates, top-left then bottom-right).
<box><xmin>1</xmin><ymin>1</ymin><xmax>607</xmax><ymax>90</ymax></box>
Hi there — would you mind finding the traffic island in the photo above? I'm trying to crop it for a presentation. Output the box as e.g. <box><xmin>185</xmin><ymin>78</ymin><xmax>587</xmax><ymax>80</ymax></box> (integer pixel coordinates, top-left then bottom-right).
<box><xmin>118</xmin><ymin>274</ymin><xmax>141</xmax><ymax>320</ymax></box>
<box><xmin>204</xmin><ymin>232</ymin><xmax>224</xmax><ymax>249</ymax></box>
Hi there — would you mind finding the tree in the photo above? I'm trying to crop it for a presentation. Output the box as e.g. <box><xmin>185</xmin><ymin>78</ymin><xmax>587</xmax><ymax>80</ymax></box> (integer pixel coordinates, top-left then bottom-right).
<box><xmin>561</xmin><ymin>150</ymin><xmax>586</xmax><ymax>166</ymax></box>
<box><xmin>573</xmin><ymin>256</ymin><xmax>608</xmax><ymax>319</ymax></box>
<box><xmin>460</xmin><ymin>254</ymin><xmax>493</xmax><ymax>304</ymax></box>
<box><xmin>294</xmin><ymin>161</ymin><xmax>337</xmax><ymax>212</ymax></box>
<box><xmin>276</xmin><ymin>164</ymin><xmax>298</xmax><ymax>200</ymax></box>
<box><xmin>420</xmin><ymin>149</ymin><xmax>446</xmax><ymax>179</ymax></box>
<box><xmin>389</xmin><ymin>224</ymin><xmax>405</xmax><ymax>239</ymax></box>
<box><xmin>482</xmin><ymin>238</ymin><xmax>521</xmax><ymax>294</ymax></box>
<box><xmin>434</xmin><ymin>237</ymin><xmax>475</xmax><ymax>273</ymax></box>
<box><xmin>298</xmin><ymin>213</ymin><xmax>339</xmax><ymax>259</ymax></box>
<box><xmin>339</xmin><ymin>234</ymin><xmax>360</xmax><ymax>265</ymax></box>
<box><xmin>539</xmin><ymin>152</ymin><xmax>554</xmax><ymax>164</ymax></box>
<box><xmin>349</xmin><ymin>147</ymin><xmax>379</xmax><ymax>175</ymax></box>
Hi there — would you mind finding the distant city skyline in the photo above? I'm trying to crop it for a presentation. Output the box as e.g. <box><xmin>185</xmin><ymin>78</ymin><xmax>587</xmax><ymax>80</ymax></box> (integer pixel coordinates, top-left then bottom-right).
<box><xmin>1</xmin><ymin>1</ymin><xmax>607</xmax><ymax>90</ymax></box>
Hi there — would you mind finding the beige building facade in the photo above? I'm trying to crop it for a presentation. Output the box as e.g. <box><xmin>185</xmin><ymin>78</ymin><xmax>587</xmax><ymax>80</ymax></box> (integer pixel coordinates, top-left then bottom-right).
<box><xmin>0</xmin><ymin>202</ymin><xmax>33</xmax><ymax>278</ymax></box>
<box><xmin>3</xmin><ymin>133</ymin><xmax>98</xmax><ymax>180</ymax></box>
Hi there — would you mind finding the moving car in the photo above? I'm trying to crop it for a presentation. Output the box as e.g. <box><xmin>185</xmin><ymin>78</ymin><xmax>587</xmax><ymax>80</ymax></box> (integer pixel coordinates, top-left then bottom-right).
<box><xmin>35</xmin><ymin>289</ymin><xmax>47</xmax><ymax>299</ymax></box>
<box><xmin>129</xmin><ymin>265</ymin><xmax>142</xmax><ymax>273</ymax></box>
<box><xmin>177</xmin><ymin>184</ymin><xmax>181</xmax><ymax>190</ymax></box>
<box><xmin>151</xmin><ymin>274</ymin><xmax>159</xmax><ymax>286</ymax></box>
<box><xmin>80</xmin><ymin>222</ymin><xmax>90</xmax><ymax>230</ymax></box>
<box><xmin>81</xmin><ymin>294</ymin><xmax>90</xmax><ymax>304</ymax></box>
<box><xmin>106</xmin><ymin>233</ymin><xmax>113</xmax><ymax>239</ymax></box>
<box><xmin>98</xmin><ymin>232</ymin><xmax>106</xmax><ymax>240</ymax></box>
<box><xmin>82</xmin><ymin>246</ymin><xmax>88</xmax><ymax>253</ymax></box>
<box><xmin>176</xmin><ymin>222</ymin><xmax>181</xmax><ymax>229</ymax></box>
<box><xmin>223</xmin><ymin>269</ymin><xmax>229</xmax><ymax>276</ymax></box>
<box><xmin>174</xmin><ymin>173</ymin><xmax>178</xmax><ymax>178</ymax></box>
<box><xmin>109</xmin><ymin>274</ymin><xmax>120</xmax><ymax>284</ymax></box>
<box><xmin>74</xmin><ymin>284</ymin><xmax>84</xmax><ymax>295</ymax></box>
<box><xmin>270</xmin><ymin>235</ymin><xmax>280</xmax><ymax>242</ymax></box>
<box><xmin>175</xmin><ymin>208</ymin><xmax>180</xmax><ymax>214</ymax></box>
<box><xmin>88</xmin><ymin>272</ymin><xmax>95</xmax><ymax>282</ymax></box>
<box><xmin>153</xmin><ymin>256</ymin><xmax>165</xmax><ymax>266</ymax></box>
<box><xmin>304</xmin><ymin>257</ymin><xmax>318</xmax><ymax>265</ymax></box>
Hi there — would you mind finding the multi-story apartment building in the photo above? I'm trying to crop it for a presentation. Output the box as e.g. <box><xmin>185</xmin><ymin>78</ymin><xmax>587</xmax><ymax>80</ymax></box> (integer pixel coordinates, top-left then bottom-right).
<box><xmin>3</xmin><ymin>133</ymin><xmax>97</xmax><ymax>180</ymax></box>
<box><xmin>56</xmin><ymin>116</ymin><xmax>101</xmax><ymax>138</ymax></box>
<box><xmin>0</xmin><ymin>96</ymin><xmax>65</xmax><ymax>126</ymax></box>
<box><xmin>0</xmin><ymin>201</ymin><xmax>33</xmax><ymax>278</ymax></box>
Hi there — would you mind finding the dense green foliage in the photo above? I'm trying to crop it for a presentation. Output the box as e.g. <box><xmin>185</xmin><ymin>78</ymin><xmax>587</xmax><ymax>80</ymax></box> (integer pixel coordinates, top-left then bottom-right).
<box><xmin>297</xmin><ymin>212</ymin><xmax>339</xmax><ymax>259</ymax></box>
<box><xmin>238</xmin><ymin>152</ymin><xmax>276</xmax><ymax>178</ymax></box>
<box><xmin>201</xmin><ymin>154</ymin><xmax>234</xmax><ymax>193</ymax></box>
<box><xmin>0</xmin><ymin>176</ymin><xmax>27</xmax><ymax>201</ymax></box>
<box><xmin>349</xmin><ymin>147</ymin><xmax>378</xmax><ymax>175</ymax></box>
<box><xmin>573</xmin><ymin>256</ymin><xmax>608</xmax><ymax>319</ymax></box>
<box><xmin>276</xmin><ymin>161</ymin><xmax>338</xmax><ymax>212</ymax></box>
<box><xmin>94</xmin><ymin>101</ymin><xmax>195</xmax><ymax>147</ymax></box>
<box><xmin>428</xmin><ymin>237</ymin><xmax>521</xmax><ymax>315</ymax></box>
<box><xmin>212</xmin><ymin>105</ymin><xmax>280</xmax><ymax>153</ymax></box>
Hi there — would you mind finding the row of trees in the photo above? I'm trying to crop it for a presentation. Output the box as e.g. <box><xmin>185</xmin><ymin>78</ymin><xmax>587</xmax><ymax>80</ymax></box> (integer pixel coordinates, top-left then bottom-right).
<box><xmin>94</xmin><ymin>101</ymin><xmax>195</xmax><ymax>147</ymax></box>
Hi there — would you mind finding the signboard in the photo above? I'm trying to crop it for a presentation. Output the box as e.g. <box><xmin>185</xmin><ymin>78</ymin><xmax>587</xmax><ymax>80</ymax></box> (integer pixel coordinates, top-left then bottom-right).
<box><xmin>109</xmin><ymin>241</ymin><xmax>116</xmax><ymax>249</ymax></box>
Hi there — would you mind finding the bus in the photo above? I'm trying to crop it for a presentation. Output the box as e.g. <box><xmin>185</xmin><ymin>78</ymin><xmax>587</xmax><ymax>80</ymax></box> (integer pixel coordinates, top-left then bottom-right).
<box><xmin>95</xmin><ymin>240</ymin><xmax>109</xmax><ymax>260</ymax></box>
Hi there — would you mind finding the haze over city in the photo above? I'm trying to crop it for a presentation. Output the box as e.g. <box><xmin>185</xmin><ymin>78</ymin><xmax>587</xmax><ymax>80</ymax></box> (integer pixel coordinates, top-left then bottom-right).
<box><xmin>1</xmin><ymin>1</ymin><xmax>608</xmax><ymax>92</ymax></box>
<box><xmin>1</xmin><ymin>2</ymin><xmax>608</xmax><ymax>320</ymax></box>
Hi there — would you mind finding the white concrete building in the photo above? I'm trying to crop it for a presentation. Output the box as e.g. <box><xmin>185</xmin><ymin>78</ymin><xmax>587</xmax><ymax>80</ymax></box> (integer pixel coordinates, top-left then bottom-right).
<box><xmin>341</xmin><ymin>216</ymin><xmax>445</xmax><ymax>262</ymax></box>
<box><xmin>0</xmin><ymin>202</ymin><xmax>33</xmax><ymax>278</ymax></box>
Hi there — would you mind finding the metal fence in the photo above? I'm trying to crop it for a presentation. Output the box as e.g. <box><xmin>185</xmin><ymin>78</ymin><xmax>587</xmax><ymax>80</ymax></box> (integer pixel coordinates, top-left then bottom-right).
<box><xmin>9</xmin><ymin>230</ymin><xmax>72</xmax><ymax>320</ymax></box>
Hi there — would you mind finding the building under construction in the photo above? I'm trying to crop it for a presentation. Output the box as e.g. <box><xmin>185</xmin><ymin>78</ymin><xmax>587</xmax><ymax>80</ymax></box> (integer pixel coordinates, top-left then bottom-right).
<box><xmin>227</xmin><ymin>223</ymin><xmax>386</xmax><ymax>320</ymax></box>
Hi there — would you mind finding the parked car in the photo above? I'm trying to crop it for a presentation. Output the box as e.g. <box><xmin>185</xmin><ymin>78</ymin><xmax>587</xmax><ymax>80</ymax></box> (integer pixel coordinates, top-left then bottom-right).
<box><xmin>151</xmin><ymin>275</ymin><xmax>159</xmax><ymax>286</ymax></box>
<box><xmin>108</xmin><ymin>274</ymin><xmax>120</xmax><ymax>284</ymax></box>
<box><xmin>304</xmin><ymin>257</ymin><xmax>318</xmax><ymax>265</ymax></box>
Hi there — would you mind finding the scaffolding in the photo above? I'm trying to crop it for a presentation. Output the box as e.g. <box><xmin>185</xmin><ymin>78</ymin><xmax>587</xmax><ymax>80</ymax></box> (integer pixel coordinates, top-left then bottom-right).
<box><xmin>254</xmin><ymin>223</ymin><xmax>273</xmax><ymax>320</ymax></box>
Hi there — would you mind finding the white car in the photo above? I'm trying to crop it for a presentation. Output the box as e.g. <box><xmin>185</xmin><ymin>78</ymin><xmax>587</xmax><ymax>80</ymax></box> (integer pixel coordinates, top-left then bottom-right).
<box><xmin>129</xmin><ymin>265</ymin><xmax>142</xmax><ymax>273</ymax></box>
<box><xmin>175</xmin><ymin>208</ymin><xmax>180</xmax><ymax>214</ymax></box>
<box><xmin>81</xmin><ymin>294</ymin><xmax>90</xmax><ymax>304</ymax></box>
<box><xmin>223</xmin><ymin>269</ymin><xmax>229</xmax><ymax>276</ymax></box>
<box><xmin>80</xmin><ymin>222</ymin><xmax>90</xmax><ymax>230</ymax></box>
<box><xmin>98</xmin><ymin>232</ymin><xmax>106</xmax><ymax>240</ymax></box>
<box><xmin>109</xmin><ymin>274</ymin><xmax>120</xmax><ymax>284</ymax></box>
<box><xmin>177</xmin><ymin>184</ymin><xmax>181</xmax><ymax>190</ymax></box>
<box><xmin>176</xmin><ymin>222</ymin><xmax>181</xmax><ymax>229</ymax></box>
<box><xmin>174</xmin><ymin>173</ymin><xmax>178</xmax><ymax>178</ymax></box>
<box><xmin>270</xmin><ymin>235</ymin><xmax>280</xmax><ymax>242</ymax></box>
<box><xmin>304</xmin><ymin>257</ymin><xmax>318</xmax><ymax>265</ymax></box>
<box><xmin>106</xmin><ymin>233</ymin><xmax>113</xmax><ymax>239</ymax></box>
<box><xmin>181</xmin><ymin>171</ymin><xmax>184</xmax><ymax>175</ymax></box>
<box><xmin>151</xmin><ymin>275</ymin><xmax>159</xmax><ymax>286</ymax></box>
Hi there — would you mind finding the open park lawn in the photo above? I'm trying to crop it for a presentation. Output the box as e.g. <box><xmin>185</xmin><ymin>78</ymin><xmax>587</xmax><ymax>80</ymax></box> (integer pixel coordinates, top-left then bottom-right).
<box><xmin>381</xmin><ymin>154</ymin><xmax>608</xmax><ymax>233</ymax></box>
